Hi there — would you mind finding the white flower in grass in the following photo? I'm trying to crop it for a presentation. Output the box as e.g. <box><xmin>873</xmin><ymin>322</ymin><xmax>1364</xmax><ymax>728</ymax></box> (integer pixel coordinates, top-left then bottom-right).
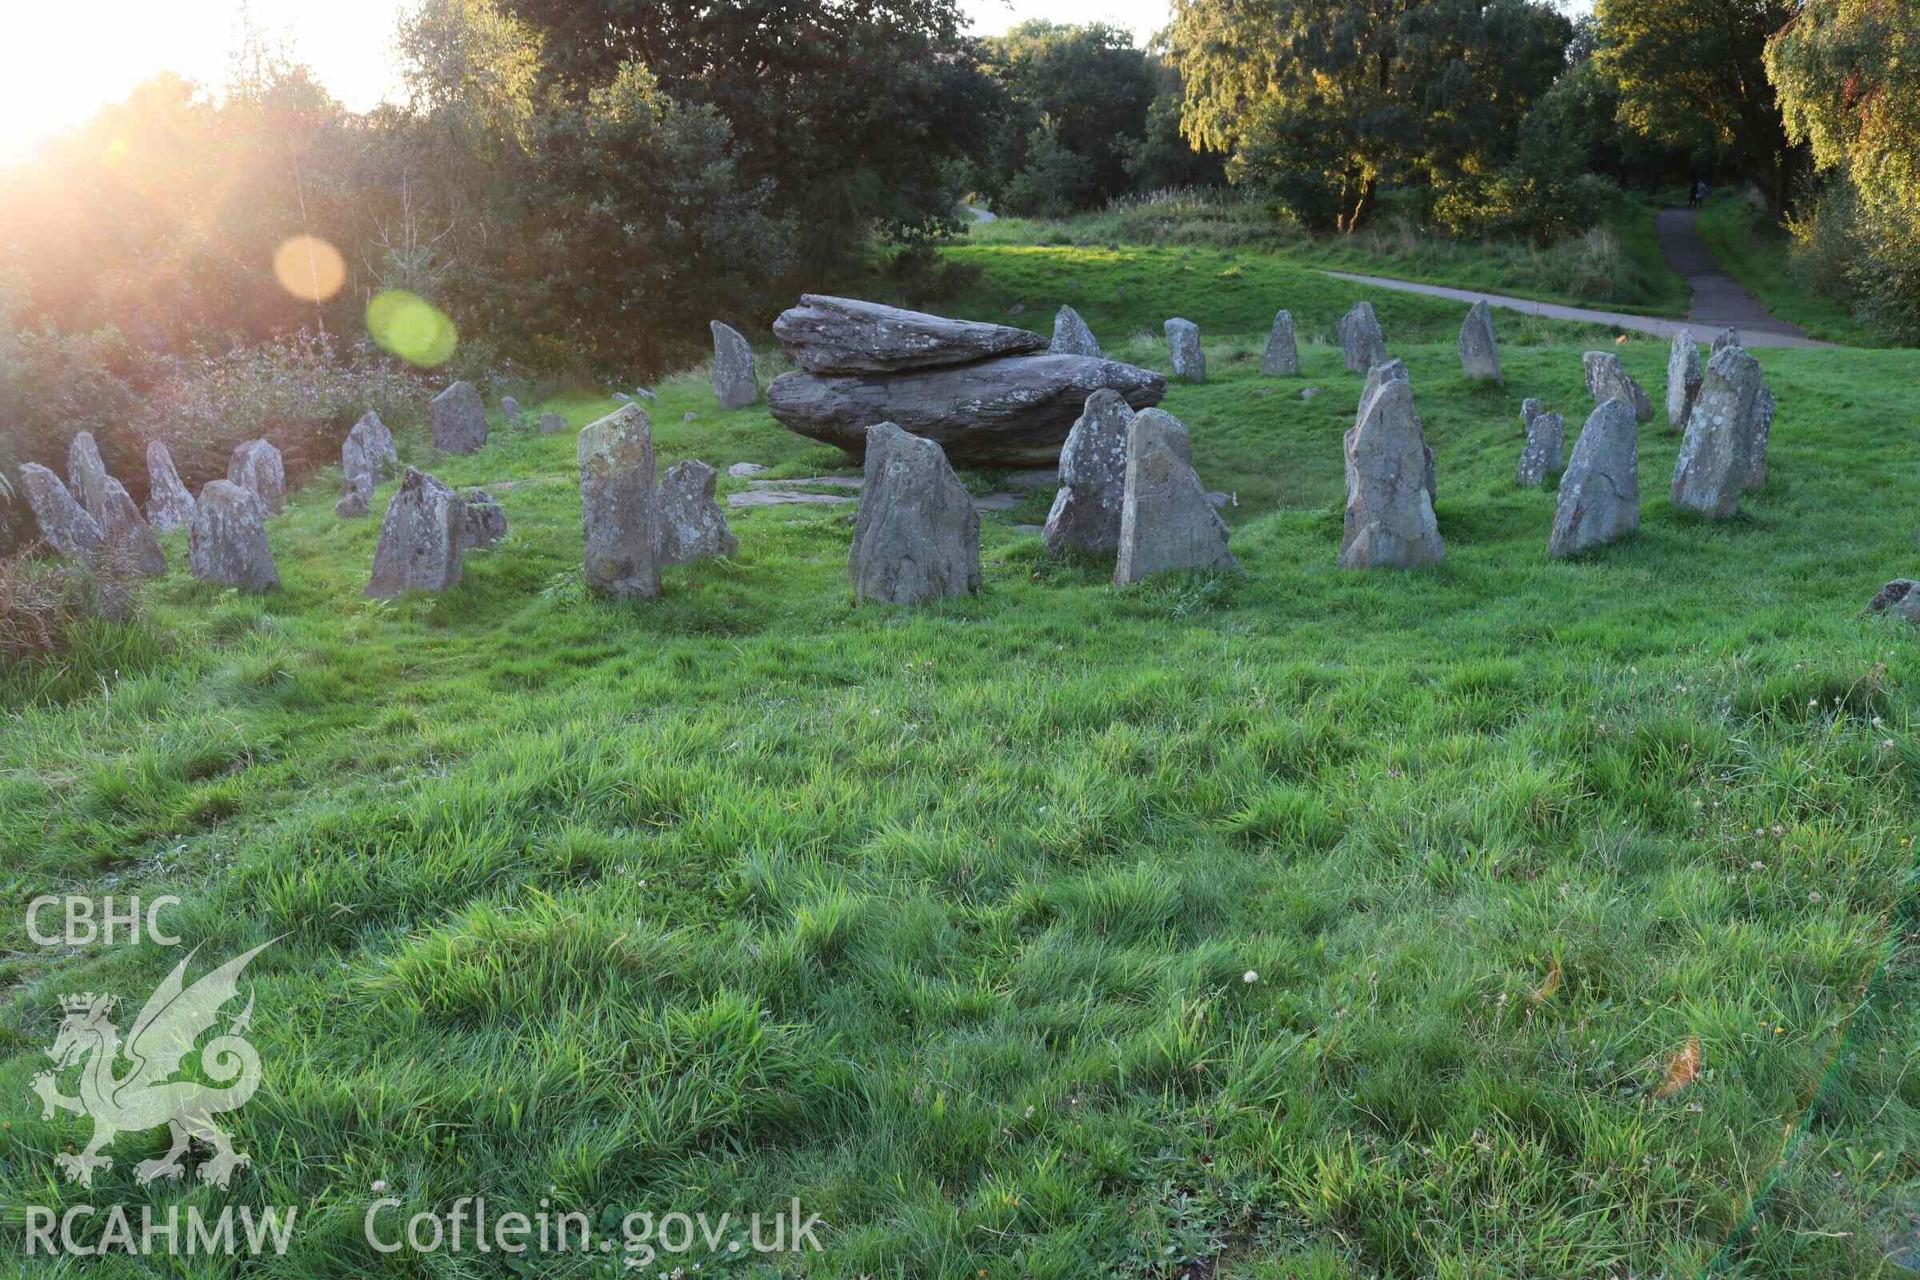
<box><xmin>1242</xmin><ymin>970</ymin><xmax>1259</xmax><ymax>984</ymax></box>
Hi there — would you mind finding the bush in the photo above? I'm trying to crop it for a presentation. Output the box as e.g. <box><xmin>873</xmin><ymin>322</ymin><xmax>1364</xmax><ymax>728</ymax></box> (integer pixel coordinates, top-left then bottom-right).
<box><xmin>0</xmin><ymin>547</ymin><xmax>148</xmax><ymax>662</ymax></box>
<box><xmin>1786</xmin><ymin>178</ymin><xmax>1865</xmax><ymax>306</ymax></box>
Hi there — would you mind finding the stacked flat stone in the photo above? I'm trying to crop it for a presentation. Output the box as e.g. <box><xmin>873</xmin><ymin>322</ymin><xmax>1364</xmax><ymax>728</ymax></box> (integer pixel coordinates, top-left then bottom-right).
<box><xmin>146</xmin><ymin>442</ymin><xmax>196</xmax><ymax>531</ymax></box>
<box><xmin>1338</xmin><ymin>302</ymin><xmax>1389</xmax><ymax>373</ymax></box>
<box><xmin>1341</xmin><ymin>360</ymin><xmax>1442</xmax><ymax>568</ymax></box>
<box><xmin>1164</xmin><ymin>318</ymin><xmax>1206</xmax><ymax>382</ymax></box>
<box><xmin>1457</xmin><ymin>301</ymin><xmax>1501</xmax><ymax>383</ymax></box>
<box><xmin>767</xmin><ymin>295</ymin><xmax>1165</xmax><ymax>466</ymax></box>
<box><xmin>1549</xmin><ymin>400</ymin><xmax>1639</xmax><ymax>558</ymax></box>
<box><xmin>1115</xmin><ymin>409</ymin><xmax>1235</xmax><ymax>586</ymax></box>
<box><xmin>849</xmin><ymin>422</ymin><xmax>980</xmax><ymax>605</ymax></box>
<box><xmin>1260</xmin><ymin>310</ymin><xmax>1299</xmax><ymax>377</ymax></box>
<box><xmin>1049</xmin><ymin>306</ymin><xmax>1101</xmax><ymax>357</ymax></box>
<box><xmin>710</xmin><ymin>321</ymin><xmax>760</xmax><ymax>409</ymax></box>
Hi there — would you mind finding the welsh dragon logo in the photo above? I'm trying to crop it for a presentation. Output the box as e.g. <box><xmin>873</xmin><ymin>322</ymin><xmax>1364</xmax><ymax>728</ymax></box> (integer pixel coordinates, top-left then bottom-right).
<box><xmin>32</xmin><ymin>942</ymin><xmax>272</xmax><ymax>1189</ymax></box>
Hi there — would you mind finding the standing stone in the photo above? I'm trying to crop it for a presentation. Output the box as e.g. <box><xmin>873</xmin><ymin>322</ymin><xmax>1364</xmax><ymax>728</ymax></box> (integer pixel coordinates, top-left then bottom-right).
<box><xmin>335</xmin><ymin>471</ymin><xmax>374</xmax><ymax>519</ymax></box>
<box><xmin>1044</xmin><ymin>389</ymin><xmax>1135</xmax><ymax>557</ymax></box>
<box><xmin>1712</xmin><ymin>328</ymin><xmax>1742</xmax><ymax>357</ymax></box>
<box><xmin>1050</xmin><ymin>306</ymin><xmax>1102</xmax><ymax>357</ymax></box>
<box><xmin>1457</xmin><ymin>301</ymin><xmax>1502</xmax><ymax>383</ymax></box>
<box><xmin>501</xmin><ymin>395</ymin><xmax>521</xmax><ymax>423</ymax></box>
<box><xmin>1115</xmin><ymin>409</ymin><xmax>1236</xmax><ymax>586</ymax></box>
<box><xmin>1520</xmin><ymin>398</ymin><xmax>1547</xmax><ymax>435</ymax></box>
<box><xmin>1747</xmin><ymin>385</ymin><xmax>1774</xmax><ymax>491</ymax></box>
<box><xmin>145</xmin><ymin>441</ymin><xmax>196</xmax><ymax>532</ymax></box>
<box><xmin>1583</xmin><ymin>351</ymin><xmax>1653</xmax><ymax>422</ymax></box>
<box><xmin>366</xmin><ymin>468</ymin><xmax>467</xmax><ymax>598</ymax></box>
<box><xmin>95</xmin><ymin>475</ymin><xmax>166</xmax><ymax>578</ymax></box>
<box><xmin>1516</xmin><ymin>410</ymin><xmax>1565</xmax><ymax>487</ymax></box>
<box><xmin>1338</xmin><ymin>302</ymin><xmax>1389</xmax><ymax>373</ymax></box>
<box><xmin>1362</xmin><ymin>360</ymin><xmax>1436</xmax><ymax>503</ymax></box>
<box><xmin>849</xmin><ymin>423</ymin><xmax>980</xmax><ymax>605</ymax></box>
<box><xmin>1341</xmin><ymin>364</ymin><xmax>1443</xmax><ymax>569</ymax></box>
<box><xmin>1672</xmin><ymin>345</ymin><xmax>1766</xmax><ymax>518</ymax></box>
<box><xmin>430</xmin><ymin>381</ymin><xmax>489</xmax><ymax>454</ymax></box>
<box><xmin>577</xmin><ymin>404</ymin><xmax>660</xmax><ymax>600</ymax></box>
<box><xmin>348</xmin><ymin>412</ymin><xmax>400</xmax><ymax>480</ymax></box>
<box><xmin>710</xmin><ymin>321</ymin><xmax>760</xmax><ymax>410</ymax></box>
<box><xmin>657</xmin><ymin>460</ymin><xmax>738</xmax><ymax>564</ymax></box>
<box><xmin>1666</xmin><ymin>331</ymin><xmax>1703</xmax><ymax>430</ymax></box>
<box><xmin>1165</xmin><ymin>318</ymin><xmax>1206</xmax><ymax>382</ymax></box>
<box><xmin>1549</xmin><ymin>400</ymin><xmax>1640</xmax><ymax>557</ymax></box>
<box><xmin>227</xmin><ymin>439</ymin><xmax>286</xmax><ymax>514</ymax></box>
<box><xmin>1260</xmin><ymin>310</ymin><xmax>1299</xmax><ymax>377</ymax></box>
<box><xmin>539</xmin><ymin>412</ymin><xmax>566</xmax><ymax>435</ymax></box>
<box><xmin>1869</xmin><ymin>579</ymin><xmax>1920</xmax><ymax>623</ymax></box>
<box><xmin>18</xmin><ymin>463</ymin><xmax>105</xmax><ymax>562</ymax></box>
<box><xmin>461</xmin><ymin>490</ymin><xmax>508</xmax><ymax>551</ymax></box>
<box><xmin>189</xmin><ymin>480</ymin><xmax>279</xmax><ymax>592</ymax></box>
<box><xmin>67</xmin><ymin>431</ymin><xmax>114</xmax><ymax>522</ymax></box>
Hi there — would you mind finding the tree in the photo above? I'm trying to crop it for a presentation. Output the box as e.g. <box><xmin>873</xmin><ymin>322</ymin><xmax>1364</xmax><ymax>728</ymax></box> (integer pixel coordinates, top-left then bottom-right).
<box><xmin>1766</xmin><ymin>0</ymin><xmax>1920</xmax><ymax>335</ymax></box>
<box><xmin>497</xmin><ymin>0</ymin><xmax>993</xmax><ymax>263</ymax></box>
<box><xmin>979</xmin><ymin>22</ymin><xmax>1159</xmax><ymax>214</ymax></box>
<box><xmin>1593</xmin><ymin>0</ymin><xmax>1796</xmax><ymax>208</ymax></box>
<box><xmin>1167</xmin><ymin>0</ymin><xmax>1570</xmax><ymax>231</ymax></box>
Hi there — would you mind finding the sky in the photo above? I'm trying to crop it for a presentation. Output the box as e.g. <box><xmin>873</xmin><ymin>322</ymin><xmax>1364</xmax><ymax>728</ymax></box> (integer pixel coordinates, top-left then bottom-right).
<box><xmin>0</xmin><ymin>1</ymin><xmax>1178</xmax><ymax>163</ymax></box>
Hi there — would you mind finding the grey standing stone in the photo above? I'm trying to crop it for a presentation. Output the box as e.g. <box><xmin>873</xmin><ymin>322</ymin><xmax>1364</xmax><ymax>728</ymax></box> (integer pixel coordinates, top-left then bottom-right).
<box><xmin>67</xmin><ymin>431</ymin><xmax>114</xmax><ymax>522</ymax></box>
<box><xmin>227</xmin><ymin>439</ymin><xmax>286</xmax><ymax>514</ymax></box>
<box><xmin>1520</xmin><ymin>398</ymin><xmax>1546</xmax><ymax>436</ymax></box>
<box><xmin>341</xmin><ymin>412</ymin><xmax>398</xmax><ymax>512</ymax></box>
<box><xmin>430</xmin><ymin>381</ymin><xmax>489</xmax><ymax>454</ymax></box>
<box><xmin>1260</xmin><ymin>310</ymin><xmax>1299</xmax><ymax>377</ymax></box>
<box><xmin>145</xmin><ymin>441</ymin><xmax>196</xmax><ymax>532</ymax></box>
<box><xmin>1583</xmin><ymin>351</ymin><xmax>1653</xmax><ymax>422</ymax></box>
<box><xmin>190</xmin><ymin>479</ymin><xmax>279</xmax><ymax>592</ymax></box>
<box><xmin>1549</xmin><ymin>399</ymin><xmax>1640</xmax><ymax>557</ymax></box>
<box><xmin>461</xmin><ymin>490</ymin><xmax>508</xmax><ymax>551</ymax></box>
<box><xmin>1338</xmin><ymin>302</ymin><xmax>1389</xmax><ymax>373</ymax></box>
<box><xmin>1516</xmin><ymin>410</ymin><xmax>1565</xmax><ymax>487</ymax></box>
<box><xmin>1672</xmin><ymin>345</ymin><xmax>1767</xmax><ymax>518</ymax></box>
<box><xmin>366</xmin><ymin>468</ymin><xmax>467</xmax><ymax>598</ymax></box>
<box><xmin>539</xmin><ymin>412</ymin><xmax>566</xmax><ymax>435</ymax></box>
<box><xmin>849</xmin><ymin>423</ymin><xmax>980</xmax><ymax>605</ymax></box>
<box><xmin>1666</xmin><ymin>331</ymin><xmax>1703</xmax><ymax>430</ymax></box>
<box><xmin>1044</xmin><ymin>389</ymin><xmax>1135</xmax><ymax>557</ymax></box>
<box><xmin>710</xmin><ymin>321</ymin><xmax>760</xmax><ymax>409</ymax></box>
<box><xmin>1747</xmin><ymin>386</ymin><xmax>1774</xmax><ymax>491</ymax></box>
<box><xmin>1457</xmin><ymin>301</ymin><xmax>1502</xmax><ymax>383</ymax></box>
<box><xmin>774</xmin><ymin>294</ymin><xmax>1045</xmax><ymax>374</ymax></box>
<box><xmin>657</xmin><ymin>460</ymin><xmax>738</xmax><ymax>564</ymax></box>
<box><xmin>1341</xmin><ymin>363</ymin><xmax>1443</xmax><ymax>568</ymax></box>
<box><xmin>501</xmin><ymin>395</ymin><xmax>521</xmax><ymax>423</ymax></box>
<box><xmin>577</xmin><ymin>404</ymin><xmax>660</xmax><ymax>600</ymax></box>
<box><xmin>335</xmin><ymin>471</ymin><xmax>373</xmax><ymax>519</ymax></box>
<box><xmin>1115</xmin><ymin>409</ymin><xmax>1236</xmax><ymax>585</ymax></box>
<box><xmin>1869</xmin><ymin>579</ymin><xmax>1920</xmax><ymax>623</ymax></box>
<box><xmin>1164</xmin><ymin>318</ymin><xmax>1206</xmax><ymax>382</ymax></box>
<box><xmin>1712</xmin><ymin>328</ymin><xmax>1742</xmax><ymax>357</ymax></box>
<box><xmin>19</xmin><ymin>463</ymin><xmax>105</xmax><ymax>562</ymax></box>
<box><xmin>1050</xmin><ymin>305</ymin><xmax>1102</xmax><ymax>357</ymax></box>
<box><xmin>95</xmin><ymin>474</ymin><xmax>166</xmax><ymax>577</ymax></box>
<box><xmin>1362</xmin><ymin>360</ymin><xmax>1436</xmax><ymax>502</ymax></box>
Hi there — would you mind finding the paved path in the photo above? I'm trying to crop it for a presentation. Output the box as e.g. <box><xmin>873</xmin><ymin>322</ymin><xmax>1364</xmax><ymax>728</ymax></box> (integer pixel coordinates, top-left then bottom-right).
<box><xmin>964</xmin><ymin>204</ymin><xmax>997</xmax><ymax>224</ymax></box>
<box><xmin>1654</xmin><ymin>207</ymin><xmax>1813</xmax><ymax>341</ymax></box>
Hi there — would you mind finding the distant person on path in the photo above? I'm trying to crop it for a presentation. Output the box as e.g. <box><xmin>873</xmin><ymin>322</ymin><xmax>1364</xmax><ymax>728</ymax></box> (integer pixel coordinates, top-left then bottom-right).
<box><xmin>1690</xmin><ymin>179</ymin><xmax>1708</xmax><ymax>208</ymax></box>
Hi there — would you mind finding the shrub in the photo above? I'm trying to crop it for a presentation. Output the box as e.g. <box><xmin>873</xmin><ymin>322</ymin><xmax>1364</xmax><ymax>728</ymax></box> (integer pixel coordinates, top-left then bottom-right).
<box><xmin>1786</xmin><ymin>178</ymin><xmax>1864</xmax><ymax>306</ymax></box>
<box><xmin>0</xmin><ymin>550</ymin><xmax>115</xmax><ymax>661</ymax></box>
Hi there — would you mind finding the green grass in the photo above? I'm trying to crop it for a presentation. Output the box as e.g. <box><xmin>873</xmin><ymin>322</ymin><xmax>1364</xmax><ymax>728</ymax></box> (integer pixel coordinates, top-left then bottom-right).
<box><xmin>2</xmin><ymin>243</ymin><xmax>1919</xmax><ymax>1278</ymax></box>
<box><xmin>968</xmin><ymin>189</ymin><xmax>1690</xmax><ymax>318</ymax></box>
<box><xmin>1694</xmin><ymin>195</ymin><xmax>1890</xmax><ymax>348</ymax></box>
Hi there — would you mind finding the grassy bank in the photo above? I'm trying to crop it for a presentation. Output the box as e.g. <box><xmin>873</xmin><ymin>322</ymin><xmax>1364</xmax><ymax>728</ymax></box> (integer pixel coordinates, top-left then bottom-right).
<box><xmin>967</xmin><ymin>188</ymin><xmax>1689</xmax><ymax>318</ymax></box>
<box><xmin>1694</xmin><ymin>195</ymin><xmax>1889</xmax><ymax>347</ymax></box>
<box><xmin>2</xmin><ymin>251</ymin><xmax>1918</xmax><ymax>1277</ymax></box>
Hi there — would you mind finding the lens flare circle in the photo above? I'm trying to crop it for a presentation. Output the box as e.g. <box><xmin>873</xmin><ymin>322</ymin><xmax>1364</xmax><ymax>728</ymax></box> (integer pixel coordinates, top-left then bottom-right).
<box><xmin>273</xmin><ymin>235</ymin><xmax>347</xmax><ymax>303</ymax></box>
<box><xmin>366</xmin><ymin>290</ymin><xmax>458</xmax><ymax>367</ymax></box>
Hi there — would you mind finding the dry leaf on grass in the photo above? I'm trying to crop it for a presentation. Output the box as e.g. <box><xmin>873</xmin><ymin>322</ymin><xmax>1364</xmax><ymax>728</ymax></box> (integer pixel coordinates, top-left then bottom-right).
<box><xmin>1654</xmin><ymin>1036</ymin><xmax>1703</xmax><ymax>1099</ymax></box>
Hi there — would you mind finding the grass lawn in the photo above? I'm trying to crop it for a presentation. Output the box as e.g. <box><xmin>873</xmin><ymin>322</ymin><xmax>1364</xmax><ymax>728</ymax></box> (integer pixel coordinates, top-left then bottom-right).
<box><xmin>969</xmin><ymin>190</ymin><xmax>1690</xmax><ymax>319</ymax></box>
<box><xmin>2</xmin><ymin>237</ymin><xmax>1918</xmax><ymax>1277</ymax></box>
<box><xmin>1694</xmin><ymin>195</ymin><xmax>1891</xmax><ymax>348</ymax></box>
